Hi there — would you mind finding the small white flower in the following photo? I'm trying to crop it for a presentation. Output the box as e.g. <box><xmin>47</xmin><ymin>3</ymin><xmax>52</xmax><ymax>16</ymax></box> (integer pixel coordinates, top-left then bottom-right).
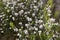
<box><xmin>47</xmin><ymin>9</ymin><xmax>51</xmax><ymax>13</ymax></box>
<box><xmin>19</xmin><ymin>10</ymin><xmax>24</xmax><ymax>15</ymax></box>
<box><xmin>35</xmin><ymin>19</ymin><xmax>39</xmax><ymax>23</ymax></box>
<box><xmin>14</xmin><ymin>13</ymin><xmax>18</xmax><ymax>16</ymax></box>
<box><xmin>1</xmin><ymin>31</ymin><xmax>4</xmax><ymax>33</ymax></box>
<box><xmin>0</xmin><ymin>15</ymin><xmax>2</xmax><ymax>18</ymax></box>
<box><xmin>34</xmin><ymin>26</ymin><xmax>38</xmax><ymax>31</ymax></box>
<box><xmin>46</xmin><ymin>32</ymin><xmax>49</xmax><ymax>35</ymax></box>
<box><xmin>10</xmin><ymin>15</ymin><xmax>12</xmax><ymax>17</ymax></box>
<box><xmin>3</xmin><ymin>0</ymin><xmax>6</xmax><ymax>2</ymax></box>
<box><xmin>7</xmin><ymin>10</ymin><xmax>10</xmax><ymax>12</ymax></box>
<box><xmin>20</xmin><ymin>10</ymin><xmax>24</xmax><ymax>13</ymax></box>
<box><xmin>25</xmin><ymin>24</ymin><xmax>29</xmax><ymax>27</ymax></box>
<box><xmin>0</xmin><ymin>28</ymin><xmax>2</xmax><ymax>30</ymax></box>
<box><xmin>11</xmin><ymin>7</ymin><xmax>14</xmax><ymax>10</ymax></box>
<box><xmin>17</xmin><ymin>33</ymin><xmax>21</xmax><ymax>37</ymax></box>
<box><xmin>30</xmin><ymin>4</ymin><xmax>33</xmax><ymax>9</ymax></box>
<box><xmin>34</xmin><ymin>6</ymin><xmax>38</xmax><ymax>9</ymax></box>
<box><xmin>29</xmin><ymin>26</ymin><xmax>34</xmax><ymax>30</ymax></box>
<box><xmin>13</xmin><ymin>1</ymin><xmax>16</xmax><ymax>5</ymax></box>
<box><xmin>1</xmin><ymin>19</ymin><xmax>3</xmax><ymax>21</ymax></box>
<box><xmin>40</xmin><ymin>15</ymin><xmax>43</xmax><ymax>19</ymax></box>
<box><xmin>23</xmin><ymin>30</ymin><xmax>28</xmax><ymax>34</ymax></box>
<box><xmin>27</xmin><ymin>11</ymin><xmax>30</xmax><ymax>14</ymax></box>
<box><xmin>4</xmin><ymin>24</ymin><xmax>6</xmax><ymax>26</ymax></box>
<box><xmin>17</xmin><ymin>0</ymin><xmax>20</xmax><ymax>1</ymax></box>
<box><xmin>39</xmin><ymin>25</ymin><xmax>43</xmax><ymax>28</ymax></box>
<box><xmin>14</xmin><ymin>28</ymin><xmax>18</xmax><ymax>32</ymax></box>
<box><xmin>6</xmin><ymin>18</ymin><xmax>8</xmax><ymax>20</ymax></box>
<box><xmin>19</xmin><ymin>22</ymin><xmax>22</xmax><ymax>25</ymax></box>
<box><xmin>50</xmin><ymin>18</ymin><xmax>55</xmax><ymax>22</ymax></box>
<box><xmin>24</xmin><ymin>12</ymin><xmax>28</xmax><ymax>14</ymax></box>
<box><xmin>48</xmin><ymin>13</ymin><xmax>51</xmax><ymax>16</ymax></box>
<box><xmin>34</xmin><ymin>0</ymin><xmax>37</xmax><ymax>3</ymax></box>
<box><xmin>55</xmin><ymin>23</ymin><xmax>59</xmax><ymax>25</ymax></box>
<box><xmin>12</xmin><ymin>17</ymin><xmax>15</xmax><ymax>21</ymax></box>
<box><xmin>38</xmin><ymin>30</ymin><xmax>42</xmax><ymax>35</ymax></box>
<box><xmin>38</xmin><ymin>20</ymin><xmax>43</xmax><ymax>23</ymax></box>
<box><xmin>9</xmin><ymin>27</ymin><xmax>12</xmax><ymax>29</ymax></box>
<box><xmin>26</xmin><ymin>0</ymin><xmax>27</xmax><ymax>1</ymax></box>
<box><xmin>32</xmin><ymin>13</ymin><xmax>35</xmax><ymax>17</ymax></box>
<box><xmin>3</xmin><ymin>14</ymin><xmax>5</xmax><ymax>17</ymax></box>
<box><xmin>34</xmin><ymin>31</ymin><xmax>36</xmax><ymax>34</ymax></box>
<box><xmin>26</xmin><ymin>17</ymin><xmax>32</xmax><ymax>21</ymax></box>
<box><xmin>53</xmin><ymin>35</ymin><xmax>56</xmax><ymax>37</ymax></box>
<box><xmin>17</xmin><ymin>33</ymin><xmax>20</xmax><ymax>36</ymax></box>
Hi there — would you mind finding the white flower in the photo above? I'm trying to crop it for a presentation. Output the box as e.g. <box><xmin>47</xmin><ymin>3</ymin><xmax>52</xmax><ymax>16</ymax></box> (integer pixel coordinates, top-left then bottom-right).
<box><xmin>29</xmin><ymin>26</ymin><xmax>34</xmax><ymax>30</ymax></box>
<box><xmin>4</xmin><ymin>24</ymin><xmax>6</xmax><ymax>26</ymax></box>
<box><xmin>34</xmin><ymin>31</ymin><xmax>36</xmax><ymax>34</ymax></box>
<box><xmin>6</xmin><ymin>18</ymin><xmax>8</xmax><ymax>20</ymax></box>
<box><xmin>38</xmin><ymin>0</ymin><xmax>43</xmax><ymax>7</ymax></box>
<box><xmin>27</xmin><ymin>11</ymin><xmax>30</xmax><ymax>14</ymax></box>
<box><xmin>46</xmin><ymin>32</ymin><xmax>49</xmax><ymax>35</ymax></box>
<box><xmin>35</xmin><ymin>19</ymin><xmax>39</xmax><ymax>23</ymax></box>
<box><xmin>30</xmin><ymin>4</ymin><xmax>33</xmax><ymax>9</ymax></box>
<box><xmin>1</xmin><ymin>19</ymin><xmax>3</xmax><ymax>21</ymax></box>
<box><xmin>34</xmin><ymin>26</ymin><xmax>38</xmax><ymax>31</ymax></box>
<box><xmin>47</xmin><ymin>9</ymin><xmax>51</xmax><ymax>13</ymax></box>
<box><xmin>40</xmin><ymin>2</ymin><xmax>43</xmax><ymax>7</ymax></box>
<box><xmin>53</xmin><ymin>35</ymin><xmax>56</xmax><ymax>37</ymax></box>
<box><xmin>23</xmin><ymin>30</ymin><xmax>28</xmax><ymax>34</ymax></box>
<box><xmin>3</xmin><ymin>0</ymin><xmax>6</xmax><ymax>2</ymax></box>
<box><xmin>55</xmin><ymin>23</ymin><xmax>59</xmax><ymax>25</ymax></box>
<box><xmin>38</xmin><ymin>20</ymin><xmax>43</xmax><ymax>23</ymax></box>
<box><xmin>46</xmin><ymin>6</ymin><xmax>51</xmax><ymax>13</ymax></box>
<box><xmin>32</xmin><ymin>13</ymin><xmax>35</xmax><ymax>17</ymax></box>
<box><xmin>19</xmin><ymin>10</ymin><xmax>24</xmax><ymax>15</ymax></box>
<box><xmin>19</xmin><ymin>22</ymin><xmax>22</xmax><ymax>25</ymax></box>
<box><xmin>12</xmin><ymin>17</ymin><xmax>15</xmax><ymax>21</ymax></box>
<box><xmin>38</xmin><ymin>30</ymin><xmax>42</xmax><ymax>35</ymax></box>
<box><xmin>24</xmin><ymin>12</ymin><xmax>28</xmax><ymax>14</ymax></box>
<box><xmin>39</xmin><ymin>25</ymin><xmax>43</xmax><ymax>28</ymax></box>
<box><xmin>25</xmin><ymin>24</ymin><xmax>29</xmax><ymax>27</ymax></box>
<box><xmin>9</xmin><ymin>15</ymin><xmax>12</xmax><ymax>17</ymax></box>
<box><xmin>3</xmin><ymin>14</ymin><xmax>5</xmax><ymax>17</ymax></box>
<box><xmin>40</xmin><ymin>15</ymin><xmax>43</xmax><ymax>19</ymax></box>
<box><xmin>0</xmin><ymin>28</ymin><xmax>2</xmax><ymax>30</ymax></box>
<box><xmin>17</xmin><ymin>0</ymin><xmax>20</xmax><ymax>1</ymax></box>
<box><xmin>50</xmin><ymin>18</ymin><xmax>55</xmax><ymax>22</ymax></box>
<box><xmin>26</xmin><ymin>17</ymin><xmax>32</xmax><ymax>21</ymax></box>
<box><xmin>1</xmin><ymin>31</ymin><xmax>4</xmax><ymax>33</ymax></box>
<box><xmin>13</xmin><ymin>1</ymin><xmax>16</xmax><ymax>5</ymax></box>
<box><xmin>0</xmin><ymin>15</ymin><xmax>2</xmax><ymax>18</ymax></box>
<box><xmin>14</xmin><ymin>28</ymin><xmax>18</xmax><ymax>32</ymax></box>
<box><xmin>48</xmin><ymin>13</ymin><xmax>51</xmax><ymax>16</ymax></box>
<box><xmin>34</xmin><ymin>6</ymin><xmax>38</xmax><ymax>9</ymax></box>
<box><xmin>17</xmin><ymin>33</ymin><xmax>21</xmax><ymax>37</ymax></box>
<box><xmin>11</xmin><ymin>7</ymin><xmax>14</xmax><ymax>10</ymax></box>
<box><xmin>14</xmin><ymin>13</ymin><xmax>18</xmax><ymax>16</ymax></box>
<box><xmin>7</xmin><ymin>10</ymin><xmax>10</xmax><ymax>12</ymax></box>
<box><xmin>9</xmin><ymin>27</ymin><xmax>12</xmax><ymax>29</ymax></box>
<box><xmin>34</xmin><ymin>0</ymin><xmax>37</xmax><ymax>3</ymax></box>
<box><xmin>26</xmin><ymin>0</ymin><xmax>27</xmax><ymax>1</ymax></box>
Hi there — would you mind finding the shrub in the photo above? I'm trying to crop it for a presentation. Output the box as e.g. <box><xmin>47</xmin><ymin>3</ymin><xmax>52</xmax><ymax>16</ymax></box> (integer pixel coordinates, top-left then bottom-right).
<box><xmin>0</xmin><ymin>0</ymin><xmax>60</xmax><ymax>40</ymax></box>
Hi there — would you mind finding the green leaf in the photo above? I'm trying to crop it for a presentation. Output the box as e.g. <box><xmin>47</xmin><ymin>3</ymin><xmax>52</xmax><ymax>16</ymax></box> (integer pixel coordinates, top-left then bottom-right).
<box><xmin>10</xmin><ymin>21</ymin><xmax>14</xmax><ymax>29</ymax></box>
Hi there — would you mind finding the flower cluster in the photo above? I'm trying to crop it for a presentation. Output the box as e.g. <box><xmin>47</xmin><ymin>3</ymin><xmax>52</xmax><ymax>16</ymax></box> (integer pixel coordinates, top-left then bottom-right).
<box><xmin>0</xmin><ymin>0</ymin><xmax>60</xmax><ymax>40</ymax></box>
